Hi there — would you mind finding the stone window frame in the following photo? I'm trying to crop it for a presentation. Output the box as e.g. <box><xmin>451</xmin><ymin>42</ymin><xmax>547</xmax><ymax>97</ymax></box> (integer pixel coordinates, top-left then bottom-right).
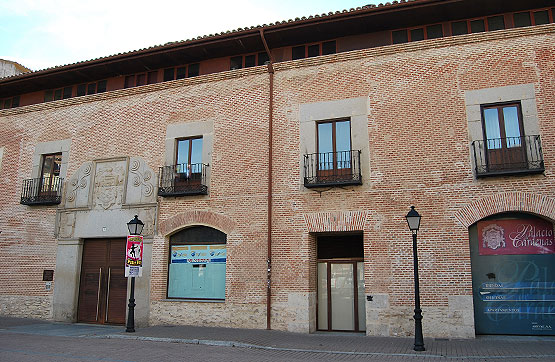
<box><xmin>299</xmin><ymin>96</ymin><xmax>371</xmax><ymax>189</ymax></box>
<box><xmin>31</xmin><ymin>139</ymin><xmax>71</xmax><ymax>180</ymax></box>
<box><xmin>464</xmin><ymin>84</ymin><xmax>540</xmax><ymax>175</ymax></box>
<box><xmin>165</xmin><ymin>120</ymin><xmax>213</xmax><ymax>194</ymax></box>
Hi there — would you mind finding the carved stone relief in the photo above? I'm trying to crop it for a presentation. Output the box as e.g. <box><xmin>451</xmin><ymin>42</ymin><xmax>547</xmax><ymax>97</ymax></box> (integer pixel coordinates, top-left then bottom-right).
<box><xmin>64</xmin><ymin>162</ymin><xmax>93</xmax><ymax>209</ymax></box>
<box><xmin>126</xmin><ymin>157</ymin><xmax>157</xmax><ymax>205</ymax></box>
<box><xmin>93</xmin><ymin>160</ymin><xmax>126</xmax><ymax>210</ymax></box>
<box><xmin>138</xmin><ymin>208</ymin><xmax>156</xmax><ymax>237</ymax></box>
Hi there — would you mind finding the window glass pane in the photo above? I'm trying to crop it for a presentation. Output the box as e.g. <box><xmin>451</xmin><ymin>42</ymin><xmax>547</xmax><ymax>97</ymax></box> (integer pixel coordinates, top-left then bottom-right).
<box><xmin>230</xmin><ymin>56</ymin><xmax>242</xmax><ymax>70</ymax></box>
<box><xmin>244</xmin><ymin>54</ymin><xmax>256</xmax><ymax>68</ymax></box>
<box><xmin>97</xmin><ymin>80</ymin><xmax>107</xmax><ymax>93</ymax></box>
<box><xmin>257</xmin><ymin>52</ymin><xmax>269</xmax><ymax>66</ymax></box>
<box><xmin>392</xmin><ymin>30</ymin><xmax>408</xmax><ymax>44</ymax></box>
<box><xmin>502</xmin><ymin>106</ymin><xmax>521</xmax><ymax>147</ymax></box>
<box><xmin>470</xmin><ymin>19</ymin><xmax>485</xmax><ymax>33</ymax></box>
<box><xmin>410</xmin><ymin>28</ymin><xmax>425</xmax><ymax>41</ymax></box>
<box><xmin>54</xmin><ymin>89</ymin><xmax>63</xmax><ymax>100</ymax></box>
<box><xmin>164</xmin><ymin>68</ymin><xmax>175</xmax><ymax>81</ymax></box>
<box><xmin>3</xmin><ymin>99</ymin><xmax>11</xmax><ymax>109</ymax></box>
<box><xmin>168</xmin><ymin>244</ymin><xmax>226</xmax><ymax>299</ymax></box>
<box><xmin>190</xmin><ymin>138</ymin><xmax>203</xmax><ymax>165</ymax></box>
<box><xmin>176</xmin><ymin>139</ymin><xmax>190</xmax><ymax>172</ymax></box>
<box><xmin>44</xmin><ymin>90</ymin><xmax>54</xmax><ymax>102</ymax></box>
<box><xmin>124</xmin><ymin>75</ymin><xmax>134</xmax><ymax>88</ymax></box>
<box><xmin>322</xmin><ymin>41</ymin><xmax>336</xmax><ymax>55</ymax></box>
<box><xmin>292</xmin><ymin>45</ymin><xmax>305</xmax><ymax>60</ymax></box>
<box><xmin>318</xmin><ymin>123</ymin><xmax>333</xmax><ymax>170</ymax></box>
<box><xmin>12</xmin><ymin>96</ymin><xmax>20</xmax><ymax>108</ymax></box>
<box><xmin>176</xmin><ymin>66</ymin><xmax>187</xmax><ymax>79</ymax></box>
<box><xmin>147</xmin><ymin>71</ymin><xmax>157</xmax><ymax>84</ymax></box>
<box><xmin>188</xmin><ymin>63</ymin><xmax>200</xmax><ymax>77</ymax></box>
<box><xmin>426</xmin><ymin>24</ymin><xmax>443</xmax><ymax>39</ymax></box>
<box><xmin>87</xmin><ymin>83</ymin><xmax>96</xmax><ymax>95</ymax></box>
<box><xmin>307</xmin><ymin>44</ymin><xmax>319</xmax><ymax>57</ymax></box>
<box><xmin>41</xmin><ymin>155</ymin><xmax>54</xmax><ymax>179</ymax></box>
<box><xmin>483</xmin><ymin>108</ymin><xmax>501</xmax><ymax>149</ymax></box>
<box><xmin>336</xmin><ymin>120</ymin><xmax>351</xmax><ymax>169</ymax></box>
<box><xmin>487</xmin><ymin>16</ymin><xmax>505</xmax><ymax>31</ymax></box>
<box><xmin>63</xmin><ymin>87</ymin><xmax>72</xmax><ymax>99</ymax></box>
<box><xmin>77</xmin><ymin>84</ymin><xmax>87</xmax><ymax>96</ymax></box>
<box><xmin>136</xmin><ymin>74</ymin><xmax>146</xmax><ymax>86</ymax></box>
<box><xmin>533</xmin><ymin>10</ymin><xmax>549</xmax><ymax>25</ymax></box>
<box><xmin>514</xmin><ymin>12</ymin><xmax>531</xmax><ymax>27</ymax></box>
<box><xmin>451</xmin><ymin>21</ymin><xmax>468</xmax><ymax>35</ymax></box>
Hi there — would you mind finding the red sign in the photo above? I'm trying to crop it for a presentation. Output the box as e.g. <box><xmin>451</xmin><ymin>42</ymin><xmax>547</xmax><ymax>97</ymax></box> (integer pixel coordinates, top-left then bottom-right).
<box><xmin>126</xmin><ymin>235</ymin><xmax>143</xmax><ymax>267</ymax></box>
<box><xmin>478</xmin><ymin>218</ymin><xmax>555</xmax><ymax>255</ymax></box>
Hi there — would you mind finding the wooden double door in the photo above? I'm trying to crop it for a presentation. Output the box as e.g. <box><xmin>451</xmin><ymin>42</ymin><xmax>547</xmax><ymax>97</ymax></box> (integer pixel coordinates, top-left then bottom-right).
<box><xmin>77</xmin><ymin>239</ymin><xmax>127</xmax><ymax>325</ymax></box>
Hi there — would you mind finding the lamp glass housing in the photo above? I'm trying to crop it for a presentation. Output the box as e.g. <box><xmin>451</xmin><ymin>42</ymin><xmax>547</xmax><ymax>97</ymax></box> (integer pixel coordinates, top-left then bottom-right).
<box><xmin>127</xmin><ymin>215</ymin><xmax>144</xmax><ymax>235</ymax></box>
<box><xmin>405</xmin><ymin>206</ymin><xmax>421</xmax><ymax>232</ymax></box>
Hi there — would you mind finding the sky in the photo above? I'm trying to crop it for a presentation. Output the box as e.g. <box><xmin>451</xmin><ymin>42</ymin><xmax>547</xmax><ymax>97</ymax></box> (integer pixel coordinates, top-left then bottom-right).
<box><xmin>0</xmin><ymin>0</ymin><xmax>381</xmax><ymax>71</ymax></box>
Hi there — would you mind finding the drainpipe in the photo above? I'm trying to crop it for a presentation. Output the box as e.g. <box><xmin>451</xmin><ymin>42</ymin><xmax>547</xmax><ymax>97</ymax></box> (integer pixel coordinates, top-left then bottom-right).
<box><xmin>259</xmin><ymin>29</ymin><xmax>274</xmax><ymax>330</ymax></box>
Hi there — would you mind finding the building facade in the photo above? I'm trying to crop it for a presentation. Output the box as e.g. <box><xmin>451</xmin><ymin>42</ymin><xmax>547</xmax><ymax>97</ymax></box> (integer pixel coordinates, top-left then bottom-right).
<box><xmin>0</xmin><ymin>0</ymin><xmax>554</xmax><ymax>339</ymax></box>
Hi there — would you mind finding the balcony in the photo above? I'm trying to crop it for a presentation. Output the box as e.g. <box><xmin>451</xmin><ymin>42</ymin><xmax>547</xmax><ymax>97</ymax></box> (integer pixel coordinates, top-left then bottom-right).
<box><xmin>472</xmin><ymin>135</ymin><xmax>544</xmax><ymax>178</ymax></box>
<box><xmin>304</xmin><ymin>150</ymin><xmax>362</xmax><ymax>188</ymax></box>
<box><xmin>20</xmin><ymin>177</ymin><xmax>63</xmax><ymax>205</ymax></box>
<box><xmin>158</xmin><ymin>163</ymin><xmax>208</xmax><ymax>197</ymax></box>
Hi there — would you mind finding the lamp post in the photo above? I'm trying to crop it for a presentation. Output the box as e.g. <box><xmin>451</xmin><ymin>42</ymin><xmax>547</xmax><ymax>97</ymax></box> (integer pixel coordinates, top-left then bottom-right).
<box><xmin>126</xmin><ymin>215</ymin><xmax>144</xmax><ymax>333</ymax></box>
<box><xmin>405</xmin><ymin>206</ymin><xmax>425</xmax><ymax>352</ymax></box>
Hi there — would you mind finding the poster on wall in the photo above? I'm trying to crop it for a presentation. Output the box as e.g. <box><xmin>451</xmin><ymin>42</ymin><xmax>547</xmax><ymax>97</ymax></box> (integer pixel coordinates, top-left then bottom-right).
<box><xmin>125</xmin><ymin>235</ymin><xmax>143</xmax><ymax>277</ymax></box>
<box><xmin>478</xmin><ymin>218</ymin><xmax>555</xmax><ymax>256</ymax></box>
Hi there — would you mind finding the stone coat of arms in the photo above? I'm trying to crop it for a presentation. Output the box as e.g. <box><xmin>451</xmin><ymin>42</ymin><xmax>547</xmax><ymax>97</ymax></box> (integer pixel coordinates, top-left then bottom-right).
<box><xmin>482</xmin><ymin>224</ymin><xmax>506</xmax><ymax>250</ymax></box>
<box><xmin>94</xmin><ymin>164</ymin><xmax>125</xmax><ymax>210</ymax></box>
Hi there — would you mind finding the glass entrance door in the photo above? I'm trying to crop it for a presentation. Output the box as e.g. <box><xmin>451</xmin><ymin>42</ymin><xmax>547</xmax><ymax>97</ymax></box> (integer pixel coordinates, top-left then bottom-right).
<box><xmin>318</xmin><ymin>261</ymin><xmax>365</xmax><ymax>332</ymax></box>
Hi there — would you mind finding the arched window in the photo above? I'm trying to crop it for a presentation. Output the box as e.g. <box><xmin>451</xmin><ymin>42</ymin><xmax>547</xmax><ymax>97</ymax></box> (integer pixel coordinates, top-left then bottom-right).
<box><xmin>168</xmin><ymin>226</ymin><xmax>227</xmax><ymax>300</ymax></box>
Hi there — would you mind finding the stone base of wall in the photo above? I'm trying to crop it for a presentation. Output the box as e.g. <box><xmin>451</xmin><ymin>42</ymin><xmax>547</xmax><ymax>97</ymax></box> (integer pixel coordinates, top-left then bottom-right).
<box><xmin>366</xmin><ymin>295</ymin><xmax>475</xmax><ymax>339</ymax></box>
<box><xmin>150</xmin><ymin>301</ymin><xmax>266</xmax><ymax>329</ymax></box>
<box><xmin>0</xmin><ymin>295</ymin><xmax>53</xmax><ymax>320</ymax></box>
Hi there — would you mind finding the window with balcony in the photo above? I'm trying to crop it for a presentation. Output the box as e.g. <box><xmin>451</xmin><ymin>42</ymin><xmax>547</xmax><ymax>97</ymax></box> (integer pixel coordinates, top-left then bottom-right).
<box><xmin>304</xmin><ymin>119</ymin><xmax>362</xmax><ymax>187</ymax></box>
<box><xmin>158</xmin><ymin>136</ymin><xmax>208</xmax><ymax>196</ymax></box>
<box><xmin>21</xmin><ymin>152</ymin><xmax>63</xmax><ymax>205</ymax></box>
<box><xmin>471</xmin><ymin>102</ymin><xmax>544</xmax><ymax>177</ymax></box>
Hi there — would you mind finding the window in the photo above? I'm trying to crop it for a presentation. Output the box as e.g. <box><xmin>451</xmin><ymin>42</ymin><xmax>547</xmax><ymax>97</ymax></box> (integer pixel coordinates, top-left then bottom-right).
<box><xmin>514</xmin><ymin>9</ymin><xmax>553</xmax><ymax>27</ymax></box>
<box><xmin>168</xmin><ymin>226</ymin><xmax>227</xmax><ymax>300</ymax></box>
<box><xmin>392</xmin><ymin>25</ymin><xmax>443</xmax><ymax>44</ymax></box>
<box><xmin>40</xmin><ymin>153</ymin><xmax>62</xmax><ymax>194</ymax></box>
<box><xmin>124</xmin><ymin>72</ymin><xmax>158</xmax><ymax>88</ymax></box>
<box><xmin>291</xmin><ymin>41</ymin><xmax>336</xmax><ymax>60</ymax></box>
<box><xmin>44</xmin><ymin>87</ymin><xmax>73</xmax><ymax>102</ymax></box>
<box><xmin>163</xmin><ymin>63</ymin><xmax>200</xmax><ymax>81</ymax></box>
<box><xmin>0</xmin><ymin>96</ymin><xmax>20</xmax><ymax>109</ymax></box>
<box><xmin>177</xmin><ymin>137</ymin><xmax>203</xmax><ymax>173</ymax></box>
<box><xmin>76</xmin><ymin>80</ymin><xmax>107</xmax><ymax>96</ymax></box>
<box><xmin>229</xmin><ymin>53</ymin><xmax>269</xmax><ymax>70</ymax></box>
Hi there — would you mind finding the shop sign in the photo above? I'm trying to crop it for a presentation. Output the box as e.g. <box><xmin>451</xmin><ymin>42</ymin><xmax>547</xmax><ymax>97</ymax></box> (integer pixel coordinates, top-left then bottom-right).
<box><xmin>171</xmin><ymin>245</ymin><xmax>226</xmax><ymax>264</ymax></box>
<box><xmin>125</xmin><ymin>235</ymin><xmax>143</xmax><ymax>277</ymax></box>
<box><xmin>478</xmin><ymin>218</ymin><xmax>555</xmax><ymax>255</ymax></box>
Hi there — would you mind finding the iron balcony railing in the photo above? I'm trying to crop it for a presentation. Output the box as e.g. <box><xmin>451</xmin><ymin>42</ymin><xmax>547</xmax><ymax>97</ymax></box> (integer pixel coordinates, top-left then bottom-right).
<box><xmin>472</xmin><ymin>135</ymin><xmax>544</xmax><ymax>177</ymax></box>
<box><xmin>158</xmin><ymin>163</ymin><xmax>208</xmax><ymax>197</ymax></box>
<box><xmin>304</xmin><ymin>150</ymin><xmax>362</xmax><ymax>188</ymax></box>
<box><xmin>20</xmin><ymin>176</ymin><xmax>63</xmax><ymax>205</ymax></box>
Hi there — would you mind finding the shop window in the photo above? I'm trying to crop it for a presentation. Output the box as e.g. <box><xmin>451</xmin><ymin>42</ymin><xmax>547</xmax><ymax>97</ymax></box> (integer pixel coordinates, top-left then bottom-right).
<box><xmin>167</xmin><ymin>226</ymin><xmax>227</xmax><ymax>300</ymax></box>
<box><xmin>292</xmin><ymin>41</ymin><xmax>336</xmax><ymax>60</ymax></box>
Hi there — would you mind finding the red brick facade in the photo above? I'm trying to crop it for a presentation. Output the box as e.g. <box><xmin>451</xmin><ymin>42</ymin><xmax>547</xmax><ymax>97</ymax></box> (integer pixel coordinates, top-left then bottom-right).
<box><xmin>0</xmin><ymin>3</ymin><xmax>554</xmax><ymax>338</ymax></box>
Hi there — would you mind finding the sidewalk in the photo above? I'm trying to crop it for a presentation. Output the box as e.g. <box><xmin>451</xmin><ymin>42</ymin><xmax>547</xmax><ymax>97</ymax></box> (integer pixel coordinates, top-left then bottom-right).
<box><xmin>1</xmin><ymin>317</ymin><xmax>554</xmax><ymax>360</ymax></box>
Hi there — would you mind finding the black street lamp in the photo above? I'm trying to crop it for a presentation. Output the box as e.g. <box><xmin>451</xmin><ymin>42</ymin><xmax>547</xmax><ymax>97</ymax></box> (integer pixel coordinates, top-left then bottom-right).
<box><xmin>405</xmin><ymin>206</ymin><xmax>425</xmax><ymax>352</ymax></box>
<box><xmin>126</xmin><ymin>215</ymin><xmax>144</xmax><ymax>333</ymax></box>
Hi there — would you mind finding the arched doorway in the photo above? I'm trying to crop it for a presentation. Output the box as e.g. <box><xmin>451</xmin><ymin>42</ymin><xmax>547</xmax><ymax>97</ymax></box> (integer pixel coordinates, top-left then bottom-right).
<box><xmin>469</xmin><ymin>212</ymin><xmax>554</xmax><ymax>335</ymax></box>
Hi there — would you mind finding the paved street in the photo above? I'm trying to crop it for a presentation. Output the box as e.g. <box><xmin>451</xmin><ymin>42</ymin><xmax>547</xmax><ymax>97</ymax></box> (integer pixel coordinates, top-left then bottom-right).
<box><xmin>1</xmin><ymin>317</ymin><xmax>554</xmax><ymax>361</ymax></box>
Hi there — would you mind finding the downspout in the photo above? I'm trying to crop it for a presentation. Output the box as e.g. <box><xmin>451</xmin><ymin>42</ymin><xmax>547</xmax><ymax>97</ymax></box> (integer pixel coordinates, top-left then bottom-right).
<box><xmin>259</xmin><ymin>29</ymin><xmax>274</xmax><ymax>330</ymax></box>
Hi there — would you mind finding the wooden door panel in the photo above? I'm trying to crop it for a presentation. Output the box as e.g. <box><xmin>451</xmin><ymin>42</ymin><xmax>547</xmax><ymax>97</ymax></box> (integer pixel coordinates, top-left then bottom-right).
<box><xmin>106</xmin><ymin>268</ymin><xmax>127</xmax><ymax>324</ymax></box>
<box><xmin>77</xmin><ymin>268</ymin><xmax>102</xmax><ymax>323</ymax></box>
